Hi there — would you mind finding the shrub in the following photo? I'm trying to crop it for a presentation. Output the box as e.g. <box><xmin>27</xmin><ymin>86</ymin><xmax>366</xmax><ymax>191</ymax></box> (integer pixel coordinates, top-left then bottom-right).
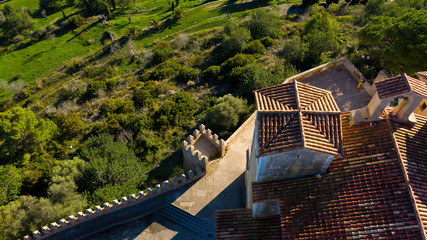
<box><xmin>260</xmin><ymin>36</ymin><xmax>274</xmax><ymax>48</ymax></box>
<box><xmin>86</xmin><ymin>81</ymin><xmax>107</xmax><ymax>98</ymax></box>
<box><xmin>244</xmin><ymin>40</ymin><xmax>266</xmax><ymax>54</ymax></box>
<box><xmin>11</xmin><ymin>34</ymin><xmax>24</xmax><ymax>43</ymax></box>
<box><xmin>206</xmin><ymin>94</ymin><xmax>248</xmax><ymax>137</ymax></box>
<box><xmin>219</xmin><ymin>27</ymin><xmax>251</xmax><ymax>59</ymax></box>
<box><xmin>68</xmin><ymin>14</ymin><xmax>84</xmax><ymax>29</ymax></box>
<box><xmin>155</xmin><ymin>91</ymin><xmax>194</xmax><ymax>128</ymax></box>
<box><xmin>65</xmin><ymin>57</ymin><xmax>84</xmax><ymax>74</ymax></box>
<box><xmin>152</xmin><ymin>48</ymin><xmax>174</xmax><ymax>65</ymax></box>
<box><xmin>106</xmin><ymin>78</ymin><xmax>117</xmax><ymax>91</ymax></box>
<box><xmin>221</xmin><ymin>54</ymin><xmax>255</xmax><ymax>74</ymax></box>
<box><xmin>151</xmin><ymin>61</ymin><xmax>181</xmax><ymax>80</ymax></box>
<box><xmin>246</xmin><ymin>9</ymin><xmax>282</xmax><ymax>39</ymax></box>
<box><xmin>100</xmin><ymin>99</ymin><xmax>135</xmax><ymax>115</ymax></box>
<box><xmin>175</xmin><ymin>66</ymin><xmax>197</xmax><ymax>83</ymax></box>
<box><xmin>203</xmin><ymin>65</ymin><xmax>221</xmax><ymax>81</ymax></box>
<box><xmin>282</xmin><ymin>37</ymin><xmax>309</xmax><ymax>70</ymax></box>
<box><xmin>31</xmin><ymin>28</ymin><xmax>48</xmax><ymax>41</ymax></box>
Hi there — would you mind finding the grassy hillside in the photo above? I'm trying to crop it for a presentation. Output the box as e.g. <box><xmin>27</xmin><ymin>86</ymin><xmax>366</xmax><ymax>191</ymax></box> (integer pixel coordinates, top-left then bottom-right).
<box><xmin>0</xmin><ymin>0</ymin><xmax>425</xmax><ymax>238</ymax></box>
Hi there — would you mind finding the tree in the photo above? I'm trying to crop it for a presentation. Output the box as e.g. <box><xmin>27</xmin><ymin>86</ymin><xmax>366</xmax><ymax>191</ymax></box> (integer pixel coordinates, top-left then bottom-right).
<box><xmin>156</xmin><ymin>91</ymin><xmax>195</xmax><ymax>128</ymax></box>
<box><xmin>80</xmin><ymin>133</ymin><xmax>147</xmax><ymax>194</ymax></box>
<box><xmin>0</xmin><ymin>165</ymin><xmax>22</xmax><ymax>205</ymax></box>
<box><xmin>282</xmin><ymin>37</ymin><xmax>309</xmax><ymax>70</ymax></box>
<box><xmin>358</xmin><ymin>10</ymin><xmax>427</xmax><ymax>74</ymax></box>
<box><xmin>0</xmin><ymin>107</ymin><xmax>57</xmax><ymax>164</ymax></box>
<box><xmin>220</xmin><ymin>26</ymin><xmax>251</xmax><ymax>59</ymax></box>
<box><xmin>206</xmin><ymin>94</ymin><xmax>248</xmax><ymax>136</ymax></box>
<box><xmin>246</xmin><ymin>9</ymin><xmax>282</xmax><ymax>40</ymax></box>
<box><xmin>1</xmin><ymin>5</ymin><xmax>35</xmax><ymax>38</ymax></box>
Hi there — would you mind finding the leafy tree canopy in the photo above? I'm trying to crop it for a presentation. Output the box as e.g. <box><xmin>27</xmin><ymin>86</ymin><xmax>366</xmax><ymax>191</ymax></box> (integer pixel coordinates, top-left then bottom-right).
<box><xmin>358</xmin><ymin>10</ymin><xmax>427</xmax><ymax>74</ymax></box>
<box><xmin>0</xmin><ymin>107</ymin><xmax>57</xmax><ymax>164</ymax></box>
<box><xmin>0</xmin><ymin>165</ymin><xmax>22</xmax><ymax>205</ymax></box>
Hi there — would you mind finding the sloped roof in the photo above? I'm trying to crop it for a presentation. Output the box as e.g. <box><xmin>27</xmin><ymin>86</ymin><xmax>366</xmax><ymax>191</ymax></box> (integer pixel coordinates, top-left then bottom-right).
<box><xmin>417</xmin><ymin>72</ymin><xmax>427</xmax><ymax>82</ymax></box>
<box><xmin>217</xmin><ymin>113</ymin><xmax>427</xmax><ymax>239</ymax></box>
<box><xmin>215</xmin><ymin>209</ymin><xmax>281</xmax><ymax>240</ymax></box>
<box><xmin>375</xmin><ymin>74</ymin><xmax>427</xmax><ymax>99</ymax></box>
<box><xmin>392</xmin><ymin>115</ymin><xmax>427</xmax><ymax>233</ymax></box>
<box><xmin>255</xmin><ymin>81</ymin><xmax>343</xmax><ymax>157</ymax></box>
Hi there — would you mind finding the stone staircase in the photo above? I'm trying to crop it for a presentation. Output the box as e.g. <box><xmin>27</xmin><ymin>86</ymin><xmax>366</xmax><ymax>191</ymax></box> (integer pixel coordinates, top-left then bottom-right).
<box><xmin>159</xmin><ymin>205</ymin><xmax>215</xmax><ymax>239</ymax></box>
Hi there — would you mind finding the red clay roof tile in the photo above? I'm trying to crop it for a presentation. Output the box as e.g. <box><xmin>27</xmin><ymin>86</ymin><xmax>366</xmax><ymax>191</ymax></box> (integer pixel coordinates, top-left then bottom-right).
<box><xmin>255</xmin><ymin>82</ymin><xmax>343</xmax><ymax>157</ymax></box>
<box><xmin>375</xmin><ymin>74</ymin><xmax>427</xmax><ymax>99</ymax></box>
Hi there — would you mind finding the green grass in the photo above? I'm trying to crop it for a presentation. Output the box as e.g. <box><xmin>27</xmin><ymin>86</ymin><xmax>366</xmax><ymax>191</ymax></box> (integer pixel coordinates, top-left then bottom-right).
<box><xmin>0</xmin><ymin>0</ymin><xmax>39</xmax><ymax>10</ymax></box>
<box><xmin>0</xmin><ymin>22</ymin><xmax>103</xmax><ymax>82</ymax></box>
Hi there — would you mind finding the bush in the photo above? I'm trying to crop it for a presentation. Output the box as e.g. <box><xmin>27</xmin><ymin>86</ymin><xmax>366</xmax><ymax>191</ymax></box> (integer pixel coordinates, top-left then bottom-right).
<box><xmin>155</xmin><ymin>91</ymin><xmax>194</xmax><ymax>128</ymax></box>
<box><xmin>152</xmin><ymin>48</ymin><xmax>174</xmax><ymax>65</ymax></box>
<box><xmin>282</xmin><ymin>37</ymin><xmax>309</xmax><ymax>70</ymax></box>
<box><xmin>100</xmin><ymin>99</ymin><xmax>135</xmax><ymax>115</ymax></box>
<box><xmin>219</xmin><ymin>26</ymin><xmax>251</xmax><ymax>59</ymax></box>
<box><xmin>106</xmin><ymin>78</ymin><xmax>117</xmax><ymax>91</ymax></box>
<box><xmin>65</xmin><ymin>57</ymin><xmax>84</xmax><ymax>74</ymax></box>
<box><xmin>86</xmin><ymin>81</ymin><xmax>107</xmax><ymax>98</ymax></box>
<box><xmin>206</xmin><ymin>94</ymin><xmax>248</xmax><ymax>137</ymax></box>
<box><xmin>244</xmin><ymin>40</ymin><xmax>266</xmax><ymax>54</ymax></box>
<box><xmin>221</xmin><ymin>54</ymin><xmax>255</xmax><ymax>74</ymax></box>
<box><xmin>247</xmin><ymin>9</ymin><xmax>282</xmax><ymax>39</ymax></box>
<box><xmin>68</xmin><ymin>14</ymin><xmax>84</xmax><ymax>29</ymax></box>
<box><xmin>203</xmin><ymin>65</ymin><xmax>221</xmax><ymax>81</ymax></box>
<box><xmin>175</xmin><ymin>66</ymin><xmax>197</xmax><ymax>83</ymax></box>
<box><xmin>31</xmin><ymin>28</ymin><xmax>48</xmax><ymax>41</ymax></box>
<box><xmin>151</xmin><ymin>61</ymin><xmax>181</xmax><ymax>80</ymax></box>
<box><xmin>11</xmin><ymin>34</ymin><xmax>24</xmax><ymax>43</ymax></box>
<box><xmin>260</xmin><ymin>36</ymin><xmax>274</xmax><ymax>48</ymax></box>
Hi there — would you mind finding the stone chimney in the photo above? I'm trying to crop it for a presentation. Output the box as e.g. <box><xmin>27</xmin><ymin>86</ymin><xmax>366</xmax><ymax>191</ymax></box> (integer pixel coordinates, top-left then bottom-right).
<box><xmin>350</xmin><ymin>73</ymin><xmax>427</xmax><ymax>125</ymax></box>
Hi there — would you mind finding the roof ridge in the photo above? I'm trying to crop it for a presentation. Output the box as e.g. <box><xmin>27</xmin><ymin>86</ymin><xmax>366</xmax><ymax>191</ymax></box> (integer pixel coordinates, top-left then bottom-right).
<box><xmin>403</xmin><ymin>73</ymin><xmax>413</xmax><ymax>92</ymax></box>
<box><xmin>296</xmin><ymin>82</ymin><xmax>336</xmax><ymax>111</ymax></box>
<box><xmin>257</xmin><ymin>112</ymin><xmax>299</xmax><ymax>158</ymax></box>
<box><xmin>385</xmin><ymin>111</ymin><xmax>427</xmax><ymax>240</ymax></box>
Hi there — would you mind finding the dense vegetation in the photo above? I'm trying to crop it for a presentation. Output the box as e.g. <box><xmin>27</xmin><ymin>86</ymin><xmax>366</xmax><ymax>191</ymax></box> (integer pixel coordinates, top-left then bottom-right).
<box><xmin>0</xmin><ymin>0</ymin><xmax>426</xmax><ymax>238</ymax></box>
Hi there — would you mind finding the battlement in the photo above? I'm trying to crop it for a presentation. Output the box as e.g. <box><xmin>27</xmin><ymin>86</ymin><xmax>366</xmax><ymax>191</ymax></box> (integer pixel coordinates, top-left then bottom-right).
<box><xmin>22</xmin><ymin>167</ymin><xmax>204</xmax><ymax>240</ymax></box>
<box><xmin>182</xmin><ymin>124</ymin><xmax>226</xmax><ymax>172</ymax></box>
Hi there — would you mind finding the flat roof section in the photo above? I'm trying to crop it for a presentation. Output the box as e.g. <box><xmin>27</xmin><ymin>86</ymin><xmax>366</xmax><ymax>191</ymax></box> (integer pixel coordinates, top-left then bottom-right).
<box><xmin>299</xmin><ymin>65</ymin><xmax>371</xmax><ymax>112</ymax></box>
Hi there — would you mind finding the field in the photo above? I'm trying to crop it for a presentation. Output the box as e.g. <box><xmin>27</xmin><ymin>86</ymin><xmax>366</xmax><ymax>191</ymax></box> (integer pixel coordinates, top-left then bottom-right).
<box><xmin>0</xmin><ymin>0</ymin><xmax>298</xmax><ymax>86</ymax></box>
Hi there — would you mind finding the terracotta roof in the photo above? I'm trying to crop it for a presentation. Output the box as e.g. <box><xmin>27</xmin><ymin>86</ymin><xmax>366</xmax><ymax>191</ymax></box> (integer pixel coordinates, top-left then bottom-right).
<box><xmin>375</xmin><ymin>75</ymin><xmax>411</xmax><ymax>99</ymax></box>
<box><xmin>407</xmin><ymin>75</ymin><xmax>427</xmax><ymax>98</ymax></box>
<box><xmin>417</xmin><ymin>72</ymin><xmax>427</xmax><ymax>82</ymax></box>
<box><xmin>215</xmin><ymin>209</ymin><xmax>281</xmax><ymax>240</ymax></box>
<box><xmin>375</xmin><ymin>74</ymin><xmax>427</xmax><ymax>99</ymax></box>
<box><xmin>249</xmin><ymin>113</ymin><xmax>426</xmax><ymax>239</ymax></box>
<box><xmin>392</xmin><ymin>115</ymin><xmax>427</xmax><ymax>234</ymax></box>
<box><xmin>255</xmin><ymin>82</ymin><xmax>343</xmax><ymax>157</ymax></box>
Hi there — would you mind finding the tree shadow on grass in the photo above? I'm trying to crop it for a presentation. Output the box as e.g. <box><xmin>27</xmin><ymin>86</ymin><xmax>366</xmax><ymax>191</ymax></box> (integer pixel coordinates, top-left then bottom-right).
<box><xmin>216</xmin><ymin>0</ymin><xmax>260</xmax><ymax>14</ymax></box>
<box><xmin>67</xmin><ymin>20</ymin><xmax>100</xmax><ymax>42</ymax></box>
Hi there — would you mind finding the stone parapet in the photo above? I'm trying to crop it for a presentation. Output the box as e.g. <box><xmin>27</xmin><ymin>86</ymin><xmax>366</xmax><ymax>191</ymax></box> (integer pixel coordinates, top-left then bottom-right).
<box><xmin>23</xmin><ymin>167</ymin><xmax>204</xmax><ymax>240</ymax></box>
<box><xmin>182</xmin><ymin>124</ymin><xmax>226</xmax><ymax>172</ymax></box>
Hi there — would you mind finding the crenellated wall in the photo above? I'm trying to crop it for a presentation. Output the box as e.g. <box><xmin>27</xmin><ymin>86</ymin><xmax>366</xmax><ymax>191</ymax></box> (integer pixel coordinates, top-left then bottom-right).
<box><xmin>22</xmin><ymin>167</ymin><xmax>205</xmax><ymax>240</ymax></box>
<box><xmin>182</xmin><ymin>124</ymin><xmax>226</xmax><ymax>172</ymax></box>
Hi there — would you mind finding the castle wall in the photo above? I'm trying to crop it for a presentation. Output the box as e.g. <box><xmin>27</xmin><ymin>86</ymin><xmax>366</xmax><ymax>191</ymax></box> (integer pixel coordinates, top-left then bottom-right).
<box><xmin>25</xmin><ymin>168</ymin><xmax>204</xmax><ymax>240</ymax></box>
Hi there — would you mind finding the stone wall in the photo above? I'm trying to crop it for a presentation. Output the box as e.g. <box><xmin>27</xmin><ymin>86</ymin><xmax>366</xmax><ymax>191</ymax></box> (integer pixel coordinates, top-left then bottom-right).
<box><xmin>23</xmin><ymin>167</ymin><xmax>204</xmax><ymax>240</ymax></box>
<box><xmin>182</xmin><ymin>124</ymin><xmax>226</xmax><ymax>172</ymax></box>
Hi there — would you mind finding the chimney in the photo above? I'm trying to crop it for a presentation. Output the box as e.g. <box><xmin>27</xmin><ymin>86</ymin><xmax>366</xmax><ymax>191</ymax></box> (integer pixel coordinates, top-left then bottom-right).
<box><xmin>350</xmin><ymin>73</ymin><xmax>427</xmax><ymax>125</ymax></box>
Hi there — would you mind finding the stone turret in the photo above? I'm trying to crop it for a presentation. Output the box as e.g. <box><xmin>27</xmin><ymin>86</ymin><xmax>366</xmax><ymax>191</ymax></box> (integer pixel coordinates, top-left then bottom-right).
<box><xmin>182</xmin><ymin>124</ymin><xmax>227</xmax><ymax>172</ymax></box>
